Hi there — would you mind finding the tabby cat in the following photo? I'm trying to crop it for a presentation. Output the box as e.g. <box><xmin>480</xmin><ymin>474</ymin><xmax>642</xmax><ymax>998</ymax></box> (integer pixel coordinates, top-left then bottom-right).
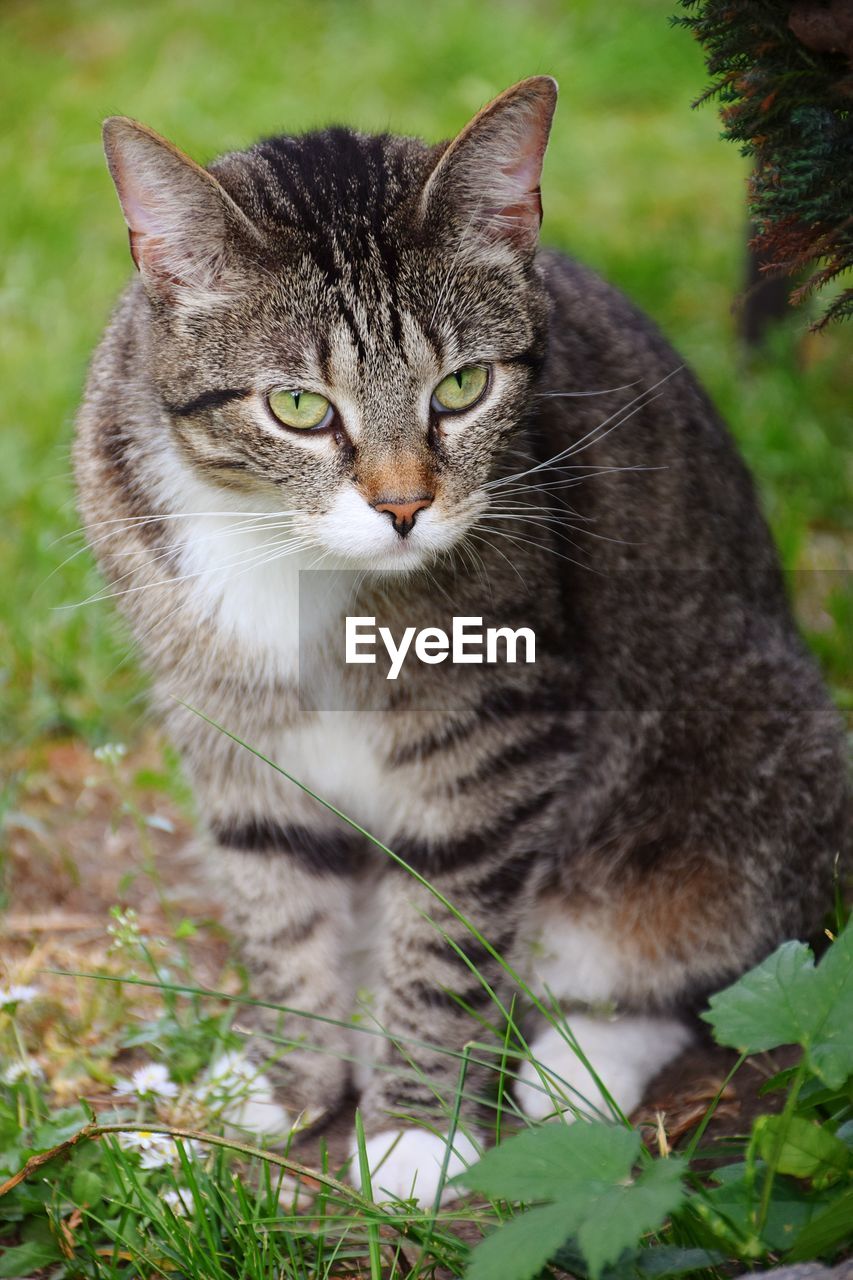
<box><xmin>75</xmin><ymin>78</ymin><xmax>849</xmax><ymax>1203</ymax></box>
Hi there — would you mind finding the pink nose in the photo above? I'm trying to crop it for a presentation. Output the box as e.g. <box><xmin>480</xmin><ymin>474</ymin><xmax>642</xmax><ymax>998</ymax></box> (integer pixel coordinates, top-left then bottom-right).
<box><xmin>372</xmin><ymin>495</ymin><xmax>434</xmax><ymax>538</ymax></box>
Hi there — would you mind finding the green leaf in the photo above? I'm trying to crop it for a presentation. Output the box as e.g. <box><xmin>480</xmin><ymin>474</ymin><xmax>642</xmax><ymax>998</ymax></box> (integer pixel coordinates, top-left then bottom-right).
<box><xmin>755</xmin><ymin>1115</ymin><xmax>849</xmax><ymax>1184</ymax></box>
<box><xmin>0</xmin><ymin>1241</ymin><xmax>62</xmax><ymax>1277</ymax></box>
<box><xmin>633</xmin><ymin>1246</ymin><xmax>727</xmax><ymax>1277</ymax></box>
<box><xmin>805</xmin><ymin>926</ymin><xmax>853</xmax><ymax>1089</ymax></box>
<box><xmin>464</xmin><ymin>1124</ymin><xmax>685</xmax><ymax>1280</ymax></box>
<box><xmin>795</xmin><ymin>1076</ymin><xmax>848</xmax><ymax>1110</ymax></box>
<box><xmin>554</xmin><ymin>1242</ymin><xmax>726</xmax><ymax>1280</ymax></box>
<box><xmin>702</xmin><ymin>940</ymin><xmax>814</xmax><ymax>1051</ymax></box>
<box><xmin>71</xmin><ymin>1167</ymin><xmax>104</xmax><ymax>1205</ymax></box>
<box><xmin>467</xmin><ymin>1201</ymin><xmax>576</xmax><ymax>1280</ymax></box>
<box><xmin>27</xmin><ymin>1105</ymin><xmax>89</xmax><ymax>1148</ymax></box>
<box><xmin>577</xmin><ymin>1158</ymin><xmax>686</xmax><ymax>1279</ymax></box>
<box><xmin>704</xmin><ymin>1169</ymin><xmax>832</xmax><ymax>1254</ymax></box>
<box><xmin>460</xmin><ymin>1121</ymin><xmax>640</xmax><ymax>1202</ymax></box>
<box><xmin>758</xmin><ymin>1066</ymin><xmax>798</xmax><ymax>1096</ymax></box>
<box><xmin>702</xmin><ymin>925</ymin><xmax>853</xmax><ymax>1087</ymax></box>
<box><xmin>0</xmin><ymin>1147</ymin><xmax>22</xmax><ymax>1179</ymax></box>
<box><xmin>785</xmin><ymin>1186</ymin><xmax>853</xmax><ymax>1261</ymax></box>
<box><xmin>836</xmin><ymin>1120</ymin><xmax>853</xmax><ymax>1151</ymax></box>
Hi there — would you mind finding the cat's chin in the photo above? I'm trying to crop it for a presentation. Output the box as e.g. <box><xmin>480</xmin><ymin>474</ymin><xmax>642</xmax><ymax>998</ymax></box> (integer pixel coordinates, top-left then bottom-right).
<box><xmin>341</xmin><ymin>542</ymin><xmax>435</xmax><ymax>574</ymax></box>
<box><xmin>314</xmin><ymin>487</ymin><xmax>464</xmax><ymax>573</ymax></box>
<box><xmin>312</xmin><ymin>533</ymin><xmax>452</xmax><ymax>575</ymax></box>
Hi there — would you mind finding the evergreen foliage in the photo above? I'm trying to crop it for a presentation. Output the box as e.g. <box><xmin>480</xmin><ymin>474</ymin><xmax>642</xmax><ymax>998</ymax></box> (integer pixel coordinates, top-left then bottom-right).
<box><xmin>676</xmin><ymin>1</ymin><xmax>853</xmax><ymax>327</ymax></box>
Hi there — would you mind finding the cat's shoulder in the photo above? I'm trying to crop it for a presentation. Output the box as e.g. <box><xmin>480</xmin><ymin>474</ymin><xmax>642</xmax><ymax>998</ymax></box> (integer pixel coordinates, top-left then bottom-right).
<box><xmin>537</xmin><ymin>248</ymin><xmax>677</xmax><ymax>357</ymax></box>
<box><xmin>534</xmin><ymin>246</ymin><xmax>688</xmax><ymax>395</ymax></box>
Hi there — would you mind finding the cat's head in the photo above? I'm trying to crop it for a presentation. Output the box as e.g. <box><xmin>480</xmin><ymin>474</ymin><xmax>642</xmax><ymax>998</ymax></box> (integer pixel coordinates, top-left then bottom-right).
<box><xmin>103</xmin><ymin>78</ymin><xmax>557</xmax><ymax>570</ymax></box>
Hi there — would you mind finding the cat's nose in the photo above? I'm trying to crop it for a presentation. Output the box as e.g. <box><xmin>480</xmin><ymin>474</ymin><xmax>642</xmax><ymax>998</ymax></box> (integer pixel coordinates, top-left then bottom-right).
<box><xmin>372</xmin><ymin>495</ymin><xmax>434</xmax><ymax>538</ymax></box>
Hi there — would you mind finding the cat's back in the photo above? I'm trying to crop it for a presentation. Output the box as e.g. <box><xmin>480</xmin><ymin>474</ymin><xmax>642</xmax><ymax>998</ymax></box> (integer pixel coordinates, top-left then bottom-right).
<box><xmin>537</xmin><ymin>249</ymin><xmax>682</xmax><ymax>381</ymax></box>
<box><xmin>531</xmin><ymin>248</ymin><xmax>789</xmax><ymax>596</ymax></box>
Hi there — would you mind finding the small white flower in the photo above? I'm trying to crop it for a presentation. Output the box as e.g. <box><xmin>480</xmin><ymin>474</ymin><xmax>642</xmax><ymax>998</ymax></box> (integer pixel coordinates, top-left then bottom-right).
<box><xmin>94</xmin><ymin>743</ymin><xmax>127</xmax><ymax>765</ymax></box>
<box><xmin>117</xmin><ymin>1130</ymin><xmax>202</xmax><ymax>1170</ymax></box>
<box><xmin>140</xmin><ymin>1142</ymin><xmax>174</xmax><ymax>1170</ymax></box>
<box><xmin>114</xmin><ymin>1062</ymin><xmax>179</xmax><ymax>1101</ymax></box>
<box><xmin>0</xmin><ymin>984</ymin><xmax>40</xmax><ymax>1010</ymax></box>
<box><xmin>1</xmin><ymin>1057</ymin><xmax>45</xmax><ymax>1085</ymax></box>
<box><xmin>106</xmin><ymin>906</ymin><xmax>144</xmax><ymax>953</ymax></box>
<box><xmin>198</xmin><ymin>1050</ymin><xmax>290</xmax><ymax>1135</ymax></box>
<box><xmin>118</xmin><ymin>1131</ymin><xmax>175</xmax><ymax>1169</ymax></box>
<box><xmin>200</xmin><ymin>1049</ymin><xmax>261</xmax><ymax>1103</ymax></box>
<box><xmin>162</xmin><ymin>1186</ymin><xmax>194</xmax><ymax>1216</ymax></box>
<box><xmin>117</xmin><ymin>1130</ymin><xmax>159</xmax><ymax>1151</ymax></box>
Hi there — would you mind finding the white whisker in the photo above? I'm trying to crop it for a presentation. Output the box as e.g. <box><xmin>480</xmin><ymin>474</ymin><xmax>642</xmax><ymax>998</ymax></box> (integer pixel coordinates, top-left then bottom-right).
<box><xmin>486</xmin><ymin>367</ymin><xmax>682</xmax><ymax>492</ymax></box>
<box><xmin>53</xmin><ymin>518</ymin><xmax>302</xmax><ymax>601</ymax></box>
<box><xmin>53</xmin><ymin>508</ymin><xmax>299</xmax><ymax>543</ymax></box>
<box><xmin>495</xmin><ymin>463</ymin><xmax>663</xmax><ymax>496</ymax></box>
<box><xmin>101</xmin><ymin>536</ymin><xmax>315</xmax><ymax>672</ymax></box>
<box><xmin>480</xmin><ymin>510</ymin><xmax>635</xmax><ymax>547</ymax></box>
<box><xmin>471</xmin><ymin>522</ymin><xmax>599</xmax><ymax>575</ymax></box>
<box><xmin>40</xmin><ymin>515</ymin><xmax>302</xmax><ymax>594</ymax></box>
<box><xmin>58</xmin><ymin>533</ymin><xmax>312</xmax><ymax>610</ymax></box>
<box><xmin>535</xmin><ymin>379</ymin><xmax>643</xmax><ymax>398</ymax></box>
<box><xmin>466</xmin><ymin>531</ymin><xmax>526</xmax><ymax>587</ymax></box>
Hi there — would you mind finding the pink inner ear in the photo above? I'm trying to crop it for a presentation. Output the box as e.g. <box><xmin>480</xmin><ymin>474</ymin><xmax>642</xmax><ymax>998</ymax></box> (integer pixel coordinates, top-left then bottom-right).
<box><xmin>111</xmin><ymin>152</ymin><xmax>225</xmax><ymax>294</ymax></box>
<box><xmin>112</xmin><ymin>157</ymin><xmax>172</xmax><ymax>272</ymax></box>
<box><xmin>118</xmin><ymin>181</ymin><xmax>159</xmax><ymax>236</ymax></box>
<box><xmin>110</xmin><ymin>146</ymin><xmax>172</xmax><ymax>240</ymax></box>
<box><xmin>479</xmin><ymin>141</ymin><xmax>547</xmax><ymax>244</ymax></box>
<box><xmin>468</xmin><ymin>88</ymin><xmax>554</xmax><ymax>247</ymax></box>
<box><xmin>502</xmin><ymin>136</ymin><xmax>547</xmax><ymax>200</ymax></box>
<box><xmin>485</xmin><ymin>189</ymin><xmax>544</xmax><ymax>236</ymax></box>
<box><xmin>127</xmin><ymin>228</ymin><xmax>142</xmax><ymax>270</ymax></box>
<box><xmin>495</xmin><ymin>144</ymin><xmax>546</xmax><ymax>221</ymax></box>
<box><xmin>112</xmin><ymin>165</ymin><xmax>155</xmax><ymax>272</ymax></box>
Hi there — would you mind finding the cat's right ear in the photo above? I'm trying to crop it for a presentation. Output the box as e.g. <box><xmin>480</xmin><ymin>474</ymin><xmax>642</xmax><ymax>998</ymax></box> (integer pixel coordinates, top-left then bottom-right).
<box><xmin>419</xmin><ymin>76</ymin><xmax>558</xmax><ymax>256</ymax></box>
<box><xmin>102</xmin><ymin>117</ymin><xmax>259</xmax><ymax>306</ymax></box>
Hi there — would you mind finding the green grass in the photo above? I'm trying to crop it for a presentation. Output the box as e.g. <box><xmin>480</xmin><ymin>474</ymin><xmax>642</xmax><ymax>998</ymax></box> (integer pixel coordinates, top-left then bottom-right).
<box><xmin>0</xmin><ymin>0</ymin><xmax>850</xmax><ymax>747</ymax></box>
<box><xmin>1</xmin><ymin>721</ymin><xmax>851</xmax><ymax>1277</ymax></box>
<box><xmin>1</xmin><ymin>751</ymin><xmax>850</xmax><ymax>1278</ymax></box>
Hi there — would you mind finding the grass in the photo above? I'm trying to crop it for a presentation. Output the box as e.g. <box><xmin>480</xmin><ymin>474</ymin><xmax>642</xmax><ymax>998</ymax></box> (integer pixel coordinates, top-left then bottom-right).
<box><xmin>1</xmin><ymin>739</ymin><xmax>850</xmax><ymax>1278</ymax></box>
<box><xmin>0</xmin><ymin>0</ymin><xmax>850</xmax><ymax>748</ymax></box>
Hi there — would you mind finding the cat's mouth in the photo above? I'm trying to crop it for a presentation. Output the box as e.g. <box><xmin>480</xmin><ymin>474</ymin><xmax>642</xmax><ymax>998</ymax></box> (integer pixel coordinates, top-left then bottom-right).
<box><xmin>313</xmin><ymin>488</ymin><xmax>473</xmax><ymax>572</ymax></box>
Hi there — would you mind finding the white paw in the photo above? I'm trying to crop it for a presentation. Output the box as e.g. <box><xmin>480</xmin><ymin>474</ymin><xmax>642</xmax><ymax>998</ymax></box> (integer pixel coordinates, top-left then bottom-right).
<box><xmin>515</xmin><ymin>1014</ymin><xmax>692</xmax><ymax>1121</ymax></box>
<box><xmin>202</xmin><ymin>1050</ymin><xmax>292</xmax><ymax>1137</ymax></box>
<box><xmin>350</xmin><ymin>1127</ymin><xmax>480</xmax><ymax>1206</ymax></box>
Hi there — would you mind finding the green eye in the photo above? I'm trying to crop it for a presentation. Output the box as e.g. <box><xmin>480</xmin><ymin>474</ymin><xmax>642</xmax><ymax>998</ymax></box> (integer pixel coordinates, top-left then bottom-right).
<box><xmin>431</xmin><ymin>365</ymin><xmax>489</xmax><ymax>413</ymax></box>
<box><xmin>268</xmin><ymin>388</ymin><xmax>333</xmax><ymax>430</ymax></box>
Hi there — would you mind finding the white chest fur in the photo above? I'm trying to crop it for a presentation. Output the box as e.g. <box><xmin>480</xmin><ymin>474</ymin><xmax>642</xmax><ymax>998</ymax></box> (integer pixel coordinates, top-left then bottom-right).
<box><xmin>174</xmin><ymin>505</ymin><xmax>316</xmax><ymax>677</ymax></box>
<box><xmin>160</xmin><ymin>469</ymin><xmax>416</xmax><ymax>835</ymax></box>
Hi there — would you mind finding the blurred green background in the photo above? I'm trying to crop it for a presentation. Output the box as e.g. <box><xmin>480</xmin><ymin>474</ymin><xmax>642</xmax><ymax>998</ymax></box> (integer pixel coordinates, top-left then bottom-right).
<box><xmin>1</xmin><ymin>0</ymin><xmax>850</xmax><ymax>749</ymax></box>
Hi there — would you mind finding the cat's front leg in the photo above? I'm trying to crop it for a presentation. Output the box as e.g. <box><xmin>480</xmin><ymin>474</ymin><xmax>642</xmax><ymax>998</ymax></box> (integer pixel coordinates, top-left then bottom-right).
<box><xmin>211</xmin><ymin>836</ymin><xmax>359</xmax><ymax>1133</ymax></box>
<box><xmin>351</xmin><ymin>865</ymin><xmax>526</xmax><ymax>1205</ymax></box>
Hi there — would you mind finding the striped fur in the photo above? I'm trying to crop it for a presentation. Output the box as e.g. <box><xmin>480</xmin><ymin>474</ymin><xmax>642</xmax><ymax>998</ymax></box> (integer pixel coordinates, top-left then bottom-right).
<box><xmin>76</xmin><ymin>79</ymin><xmax>849</xmax><ymax>1199</ymax></box>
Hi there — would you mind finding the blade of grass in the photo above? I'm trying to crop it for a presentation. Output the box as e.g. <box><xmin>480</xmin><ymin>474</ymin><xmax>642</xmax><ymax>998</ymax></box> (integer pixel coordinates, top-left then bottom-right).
<box><xmin>683</xmin><ymin>1051</ymin><xmax>748</xmax><ymax>1161</ymax></box>
<box><xmin>353</xmin><ymin>1109</ymin><xmax>384</xmax><ymax>1280</ymax></box>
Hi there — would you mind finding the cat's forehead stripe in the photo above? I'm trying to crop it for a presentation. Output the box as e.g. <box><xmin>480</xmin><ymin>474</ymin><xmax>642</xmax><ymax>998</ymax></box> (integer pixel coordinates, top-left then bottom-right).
<box><xmin>246</xmin><ymin>129</ymin><xmax>413</xmax><ymax>363</ymax></box>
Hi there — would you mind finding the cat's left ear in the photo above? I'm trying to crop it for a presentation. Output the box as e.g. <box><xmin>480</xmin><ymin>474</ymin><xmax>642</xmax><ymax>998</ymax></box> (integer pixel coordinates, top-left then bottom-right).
<box><xmin>102</xmin><ymin>117</ymin><xmax>262</xmax><ymax>306</ymax></box>
<box><xmin>420</xmin><ymin>76</ymin><xmax>557</xmax><ymax>255</ymax></box>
